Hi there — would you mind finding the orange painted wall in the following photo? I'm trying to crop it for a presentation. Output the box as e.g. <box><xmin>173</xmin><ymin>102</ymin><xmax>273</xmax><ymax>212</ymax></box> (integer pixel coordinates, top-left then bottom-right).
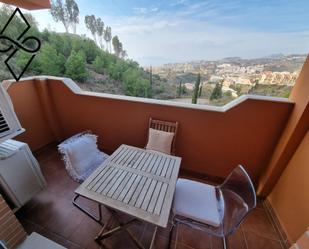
<box><xmin>7</xmin><ymin>78</ymin><xmax>293</xmax><ymax>183</ymax></box>
<box><xmin>7</xmin><ymin>80</ymin><xmax>56</xmax><ymax>151</ymax></box>
<box><xmin>258</xmin><ymin>55</ymin><xmax>309</xmax><ymax>196</ymax></box>
<box><xmin>268</xmin><ymin>131</ymin><xmax>309</xmax><ymax>242</ymax></box>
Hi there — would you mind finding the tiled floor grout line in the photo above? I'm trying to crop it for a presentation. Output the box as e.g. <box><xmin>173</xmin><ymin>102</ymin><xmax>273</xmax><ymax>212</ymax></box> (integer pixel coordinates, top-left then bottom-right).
<box><xmin>266</xmin><ymin>203</ymin><xmax>290</xmax><ymax>249</ymax></box>
<box><xmin>209</xmin><ymin>234</ymin><xmax>213</xmax><ymax>249</ymax></box>
<box><xmin>262</xmin><ymin>201</ymin><xmax>287</xmax><ymax>249</ymax></box>
<box><xmin>242</xmin><ymin>228</ymin><xmax>283</xmax><ymax>242</ymax></box>
<box><xmin>178</xmin><ymin>241</ymin><xmax>196</xmax><ymax>249</ymax></box>
<box><xmin>174</xmin><ymin>223</ymin><xmax>179</xmax><ymax>249</ymax></box>
<box><xmin>241</xmin><ymin>226</ymin><xmax>249</xmax><ymax>249</ymax></box>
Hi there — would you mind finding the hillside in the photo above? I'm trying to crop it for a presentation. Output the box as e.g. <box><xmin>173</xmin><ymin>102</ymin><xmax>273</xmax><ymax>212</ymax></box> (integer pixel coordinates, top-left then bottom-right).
<box><xmin>0</xmin><ymin>30</ymin><xmax>178</xmax><ymax>99</ymax></box>
<box><xmin>0</xmin><ymin>5</ymin><xmax>178</xmax><ymax>100</ymax></box>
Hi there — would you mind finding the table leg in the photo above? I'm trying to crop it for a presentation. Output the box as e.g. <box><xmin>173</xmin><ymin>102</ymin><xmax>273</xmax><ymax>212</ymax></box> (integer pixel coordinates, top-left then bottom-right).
<box><xmin>149</xmin><ymin>226</ymin><xmax>158</xmax><ymax>249</ymax></box>
<box><xmin>73</xmin><ymin>194</ymin><xmax>103</xmax><ymax>225</ymax></box>
<box><xmin>95</xmin><ymin>215</ymin><xmax>114</xmax><ymax>240</ymax></box>
<box><xmin>95</xmin><ymin>218</ymin><xmax>137</xmax><ymax>240</ymax></box>
<box><xmin>95</xmin><ymin>208</ymin><xmax>158</xmax><ymax>249</ymax></box>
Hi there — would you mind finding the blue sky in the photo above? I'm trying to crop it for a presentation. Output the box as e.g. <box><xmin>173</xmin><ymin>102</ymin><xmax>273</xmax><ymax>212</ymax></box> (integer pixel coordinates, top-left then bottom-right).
<box><xmin>25</xmin><ymin>0</ymin><xmax>309</xmax><ymax>65</ymax></box>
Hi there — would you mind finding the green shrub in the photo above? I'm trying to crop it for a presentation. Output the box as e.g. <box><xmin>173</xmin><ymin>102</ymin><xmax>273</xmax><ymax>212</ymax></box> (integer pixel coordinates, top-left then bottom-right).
<box><xmin>36</xmin><ymin>44</ymin><xmax>65</xmax><ymax>75</ymax></box>
<box><xmin>65</xmin><ymin>51</ymin><xmax>88</xmax><ymax>81</ymax></box>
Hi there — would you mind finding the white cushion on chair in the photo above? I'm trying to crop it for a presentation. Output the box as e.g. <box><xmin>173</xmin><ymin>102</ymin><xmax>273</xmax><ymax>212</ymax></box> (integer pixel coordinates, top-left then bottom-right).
<box><xmin>58</xmin><ymin>133</ymin><xmax>108</xmax><ymax>182</ymax></box>
<box><xmin>146</xmin><ymin>128</ymin><xmax>174</xmax><ymax>155</ymax></box>
<box><xmin>18</xmin><ymin>232</ymin><xmax>65</xmax><ymax>249</ymax></box>
<box><xmin>173</xmin><ymin>178</ymin><xmax>221</xmax><ymax>227</ymax></box>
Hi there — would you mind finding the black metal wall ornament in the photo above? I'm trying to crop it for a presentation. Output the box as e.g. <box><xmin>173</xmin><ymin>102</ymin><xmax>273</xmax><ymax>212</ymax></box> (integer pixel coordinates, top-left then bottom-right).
<box><xmin>0</xmin><ymin>8</ymin><xmax>41</xmax><ymax>81</ymax></box>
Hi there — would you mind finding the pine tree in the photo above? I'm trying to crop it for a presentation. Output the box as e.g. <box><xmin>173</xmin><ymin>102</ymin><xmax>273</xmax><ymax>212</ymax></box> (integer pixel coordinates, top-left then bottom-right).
<box><xmin>65</xmin><ymin>51</ymin><xmax>88</xmax><ymax>81</ymax></box>
<box><xmin>192</xmin><ymin>73</ymin><xmax>201</xmax><ymax>104</ymax></box>
<box><xmin>198</xmin><ymin>84</ymin><xmax>203</xmax><ymax>97</ymax></box>
<box><xmin>177</xmin><ymin>81</ymin><xmax>182</xmax><ymax>97</ymax></box>
<box><xmin>149</xmin><ymin>66</ymin><xmax>153</xmax><ymax>86</ymax></box>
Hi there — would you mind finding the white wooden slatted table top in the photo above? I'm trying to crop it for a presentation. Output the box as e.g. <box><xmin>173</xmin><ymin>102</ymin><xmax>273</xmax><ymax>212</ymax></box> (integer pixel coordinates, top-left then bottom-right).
<box><xmin>75</xmin><ymin>144</ymin><xmax>182</xmax><ymax>227</ymax></box>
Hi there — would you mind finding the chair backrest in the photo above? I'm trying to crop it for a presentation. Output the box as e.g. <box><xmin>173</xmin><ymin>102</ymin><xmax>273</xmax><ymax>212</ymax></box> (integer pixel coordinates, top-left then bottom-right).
<box><xmin>217</xmin><ymin>165</ymin><xmax>256</xmax><ymax>236</ymax></box>
<box><xmin>146</xmin><ymin>118</ymin><xmax>179</xmax><ymax>155</ymax></box>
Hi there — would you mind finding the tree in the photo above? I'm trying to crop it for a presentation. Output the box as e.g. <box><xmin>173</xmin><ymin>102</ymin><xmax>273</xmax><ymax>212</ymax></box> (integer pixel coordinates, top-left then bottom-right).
<box><xmin>85</xmin><ymin>15</ymin><xmax>97</xmax><ymax>44</ymax></box>
<box><xmin>112</xmin><ymin>35</ymin><xmax>123</xmax><ymax>57</ymax></box>
<box><xmin>210</xmin><ymin>82</ymin><xmax>223</xmax><ymax>100</ymax></box>
<box><xmin>51</xmin><ymin>0</ymin><xmax>69</xmax><ymax>33</ymax></box>
<box><xmin>36</xmin><ymin>44</ymin><xmax>65</xmax><ymax>75</ymax></box>
<box><xmin>71</xmin><ymin>35</ymin><xmax>99</xmax><ymax>63</ymax></box>
<box><xmin>48</xmin><ymin>32</ymin><xmax>72</xmax><ymax>57</ymax></box>
<box><xmin>112</xmin><ymin>35</ymin><xmax>120</xmax><ymax>57</ymax></box>
<box><xmin>122</xmin><ymin>68</ymin><xmax>151</xmax><ymax>97</ymax></box>
<box><xmin>149</xmin><ymin>66</ymin><xmax>153</xmax><ymax>86</ymax></box>
<box><xmin>66</xmin><ymin>0</ymin><xmax>79</xmax><ymax>34</ymax></box>
<box><xmin>96</xmin><ymin>18</ymin><xmax>104</xmax><ymax>49</ymax></box>
<box><xmin>192</xmin><ymin>73</ymin><xmax>201</xmax><ymax>104</ymax></box>
<box><xmin>121</xmin><ymin>50</ymin><xmax>128</xmax><ymax>59</ymax></box>
<box><xmin>249</xmin><ymin>78</ymin><xmax>260</xmax><ymax>94</ymax></box>
<box><xmin>198</xmin><ymin>84</ymin><xmax>203</xmax><ymax>97</ymax></box>
<box><xmin>104</xmin><ymin>26</ymin><xmax>112</xmax><ymax>53</ymax></box>
<box><xmin>177</xmin><ymin>81</ymin><xmax>183</xmax><ymax>97</ymax></box>
<box><xmin>51</xmin><ymin>0</ymin><xmax>79</xmax><ymax>33</ymax></box>
<box><xmin>65</xmin><ymin>51</ymin><xmax>88</xmax><ymax>81</ymax></box>
<box><xmin>93</xmin><ymin>54</ymin><xmax>107</xmax><ymax>74</ymax></box>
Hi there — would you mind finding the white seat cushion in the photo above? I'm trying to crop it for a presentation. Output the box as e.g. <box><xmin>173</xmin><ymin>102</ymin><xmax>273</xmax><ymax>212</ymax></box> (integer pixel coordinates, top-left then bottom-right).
<box><xmin>17</xmin><ymin>232</ymin><xmax>66</xmax><ymax>249</ymax></box>
<box><xmin>173</xmin><ymin>178</ymin><xmax>221</xmax><ymax>227</ymax></box>
<box><xmin>58</xmin><ymin>133</ymin><xmax>109</xmax><ymax>182</ymax></box>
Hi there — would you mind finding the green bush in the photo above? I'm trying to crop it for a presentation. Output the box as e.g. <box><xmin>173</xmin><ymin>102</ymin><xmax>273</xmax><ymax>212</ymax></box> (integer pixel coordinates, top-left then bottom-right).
<box><xmin>122</xmin><ymin>68</ymin><xmax>151</xmax><ymax>97</ymax></box>
<box><xmin>37</xmin><ymin>44</ymin><xmax>65</xmax><ymax>75</ymax></box>
<box><xmin>65</xmin><ymin>51</ymin><xmax>88</xmax><ymax>81</ymax></box>
<box><xmin>93</xmin><ymin>54</ymin><xmax>106</xmax><ymax>74</ymax></box>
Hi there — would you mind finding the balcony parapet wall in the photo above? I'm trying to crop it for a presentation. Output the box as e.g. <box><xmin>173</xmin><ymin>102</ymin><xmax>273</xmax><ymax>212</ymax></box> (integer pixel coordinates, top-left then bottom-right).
<box><xmin>4</xmin><ymin>76</ymin><xmax>294</xmax><ymax>184</ymax></box>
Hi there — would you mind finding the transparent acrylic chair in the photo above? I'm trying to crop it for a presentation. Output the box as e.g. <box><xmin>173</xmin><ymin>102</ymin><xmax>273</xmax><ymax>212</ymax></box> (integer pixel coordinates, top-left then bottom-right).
<box><xmin>170</xmin><ymin>165</ymin><xmax>256</xmax><ymax>249</ymax></box>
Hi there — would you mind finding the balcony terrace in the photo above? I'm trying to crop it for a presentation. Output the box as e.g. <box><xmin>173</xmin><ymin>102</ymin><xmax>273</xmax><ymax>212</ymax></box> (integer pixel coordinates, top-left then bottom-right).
<box><xmin>0</xmin><ymin>0</ymin><xmax>308</xmax><ymax>246</ymax></box>
<box><xmin>3</xmin><ymin>55</ymin><xmax>308</xmax><ymax>249</ymax></box>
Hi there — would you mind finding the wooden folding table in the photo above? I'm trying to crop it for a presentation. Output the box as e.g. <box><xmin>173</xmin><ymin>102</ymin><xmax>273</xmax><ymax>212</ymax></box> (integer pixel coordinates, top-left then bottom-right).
<box><xmin>75</xmin><ymin>144</ymin><xmax>181</xmax><ymax>248</ymax></box>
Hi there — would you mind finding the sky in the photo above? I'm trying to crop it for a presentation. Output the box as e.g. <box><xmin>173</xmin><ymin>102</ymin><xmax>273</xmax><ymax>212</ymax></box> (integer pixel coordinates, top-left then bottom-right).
<box><xmin>22</xmin><ymin>0</ymin><xmax>309</xmax><ymax>66</ymax></box>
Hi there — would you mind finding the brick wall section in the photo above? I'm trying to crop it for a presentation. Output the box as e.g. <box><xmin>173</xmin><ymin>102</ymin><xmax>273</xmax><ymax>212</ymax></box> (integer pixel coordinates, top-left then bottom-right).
<box><xmin>0</xmin><ymin>195</ymin><xmax>26</xmax><ymax>248</ymax></box>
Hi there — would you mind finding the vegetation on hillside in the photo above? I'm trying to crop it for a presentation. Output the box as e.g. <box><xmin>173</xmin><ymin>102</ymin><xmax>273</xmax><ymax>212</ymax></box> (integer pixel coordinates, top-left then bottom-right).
<box><xmin>0</xmin><ymin>2</ymin><xmax>175</xmax><ymax>99</ymax></box>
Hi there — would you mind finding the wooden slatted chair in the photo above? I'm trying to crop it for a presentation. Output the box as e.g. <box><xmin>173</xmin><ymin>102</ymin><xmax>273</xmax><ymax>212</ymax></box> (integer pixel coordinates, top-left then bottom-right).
<box><xmin>146</xmin><ymin>118</ymin><xmax>179</xmax><ymax>155</ymax></box>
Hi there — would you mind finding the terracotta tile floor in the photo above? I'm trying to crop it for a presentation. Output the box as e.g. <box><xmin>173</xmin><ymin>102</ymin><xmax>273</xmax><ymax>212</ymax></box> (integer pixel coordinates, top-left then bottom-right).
<box><xmin>16</xmin><ymin>146</ymin><xmax>288</xmax><ymax>249</ymax></box>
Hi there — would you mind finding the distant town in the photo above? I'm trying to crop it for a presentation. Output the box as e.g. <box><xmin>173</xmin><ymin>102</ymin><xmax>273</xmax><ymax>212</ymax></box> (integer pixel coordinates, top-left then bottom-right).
<box><xmin>150</xmin><ymin>54</ymin><xmax>306</xmax><ymax>100</ymax></box>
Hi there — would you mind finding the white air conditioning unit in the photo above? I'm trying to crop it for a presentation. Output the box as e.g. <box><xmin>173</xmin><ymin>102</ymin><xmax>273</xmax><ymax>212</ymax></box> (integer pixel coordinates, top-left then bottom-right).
<box><xmin>0</xmin><ymin>84</ymin><xmax>24</xmax><ymax>143</ymax></box>
<box><xmin>0</xmin><ymin>139</ymin><xmax>46</xmax><ymax>209</ymax></box>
